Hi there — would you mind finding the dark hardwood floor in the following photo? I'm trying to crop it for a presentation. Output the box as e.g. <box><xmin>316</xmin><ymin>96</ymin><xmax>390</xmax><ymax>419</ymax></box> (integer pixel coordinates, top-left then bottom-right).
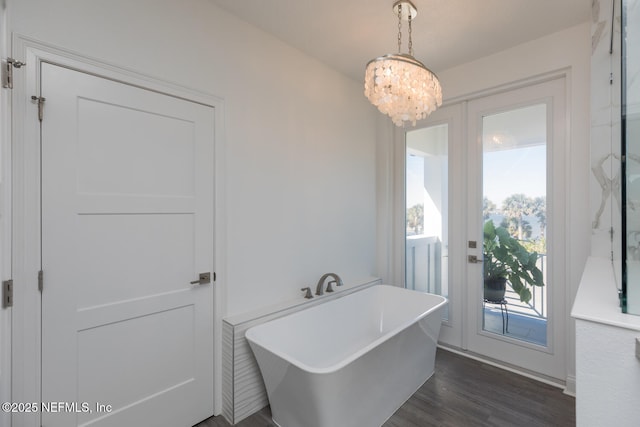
<box><xmin>196</xmin><ymin>348</ymin><xmax>575</xmax><ymax>427</ymax></box>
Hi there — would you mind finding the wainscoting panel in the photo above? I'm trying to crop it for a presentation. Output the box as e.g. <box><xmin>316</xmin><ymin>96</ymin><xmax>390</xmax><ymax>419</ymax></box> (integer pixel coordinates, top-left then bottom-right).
<box><xmin>222</xmin><ymin>318</ymin><xmax>270</xmax><ymax>424</ymax></box>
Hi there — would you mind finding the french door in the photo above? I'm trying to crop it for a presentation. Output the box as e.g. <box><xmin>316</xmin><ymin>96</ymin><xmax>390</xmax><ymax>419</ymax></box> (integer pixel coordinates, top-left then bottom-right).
<box><xmin>405</xmin><ymin>76</ymin><xmax>567</xmax><ymax>381</ymax></box>
<box><xmin>405</xmin><ymin>103</ymin><xmax>464</xmax><ymax>346</ymax></box>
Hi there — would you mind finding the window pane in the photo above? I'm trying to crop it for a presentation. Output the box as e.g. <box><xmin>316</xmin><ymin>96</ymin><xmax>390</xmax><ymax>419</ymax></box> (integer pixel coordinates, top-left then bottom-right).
<box><xmin>482</xmin><ymin>104</ymin><xmax>548</xmax><ymax>346</ymax></box>
<box><xmin>406</xmin><ymin>124</ymin><xmax>449</xmax><ymax>319</ymax></box>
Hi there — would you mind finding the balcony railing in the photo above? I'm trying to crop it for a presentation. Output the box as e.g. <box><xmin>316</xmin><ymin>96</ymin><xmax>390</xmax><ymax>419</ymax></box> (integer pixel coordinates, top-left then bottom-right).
<box><xmin>503</xmin><ymin>254</ymin><xmax>547</xmax><ymax>319</ymax></box>
<box><xmin>406</xmin><ymin>235</ymin><xmax>442</xmax><ymax>294</ymax></box>
<box><xmin>406</xmin><ymin>235</ymin><xmax>547</xmax><ymax>320</ymax></box>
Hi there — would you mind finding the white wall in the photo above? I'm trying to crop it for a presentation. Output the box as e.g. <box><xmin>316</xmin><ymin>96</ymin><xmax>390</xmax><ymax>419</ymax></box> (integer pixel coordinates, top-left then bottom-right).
<box><xmin>428</xmin><ymin>22</ymin><xmax>592</xmax><ymax>390</ymax></box>
<box><xmin>2</xmin><ymin>0</ymin><xmax>378</xmax><ymax>418</ymax></box>
<box><xmin>7</xmin><ymin>0</ymin><xmax>377</xmax><ymax>315</ymax></box>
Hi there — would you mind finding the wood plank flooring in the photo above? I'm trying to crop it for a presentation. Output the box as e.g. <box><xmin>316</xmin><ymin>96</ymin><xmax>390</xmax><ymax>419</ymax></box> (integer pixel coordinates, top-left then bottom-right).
<box><xmin>196</xmin><ymin>348</ymin><xmax>575</xmax><ymax>427</ymax></box>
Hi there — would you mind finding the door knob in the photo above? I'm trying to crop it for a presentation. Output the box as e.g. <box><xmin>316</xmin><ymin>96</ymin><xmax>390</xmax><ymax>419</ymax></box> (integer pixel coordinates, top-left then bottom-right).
<box><xmin>468</xmin><ymin>255</ymin><xmax>483</xmax><ymax>264</ymax></box>
<box><xmin>190</xmin><ymin>272</ymin><xmax>211</xmax><ymax>285</ymax></box>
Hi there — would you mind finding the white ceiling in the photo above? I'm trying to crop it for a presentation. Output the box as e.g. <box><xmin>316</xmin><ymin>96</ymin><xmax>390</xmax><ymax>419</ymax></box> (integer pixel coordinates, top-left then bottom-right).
<box><xmin>211</xmin><ymin>0</ymin><xmax>591</xmax><ymax>82</ymax></box>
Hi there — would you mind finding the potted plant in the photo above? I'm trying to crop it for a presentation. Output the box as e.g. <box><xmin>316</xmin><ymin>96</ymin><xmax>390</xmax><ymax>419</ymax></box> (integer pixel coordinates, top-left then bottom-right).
<box><xmin>482</xmin><ymin>220</ymin><xmax>544</xmax><ymax>303</ymax></box>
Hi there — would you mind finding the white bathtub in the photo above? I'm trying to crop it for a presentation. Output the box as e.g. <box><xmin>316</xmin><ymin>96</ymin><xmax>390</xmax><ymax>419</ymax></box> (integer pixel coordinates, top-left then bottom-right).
<box><xmin>245</xmin><ymin>284</ymin><xmax>447</xmax><ymax>427</ymax></box>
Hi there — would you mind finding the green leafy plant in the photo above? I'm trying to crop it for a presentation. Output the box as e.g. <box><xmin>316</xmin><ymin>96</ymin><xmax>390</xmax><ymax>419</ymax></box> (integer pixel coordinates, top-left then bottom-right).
<box><xmin>483</xmin><ymin>220</ymin><xmax>544</xmax><ymax>303</ymax></box>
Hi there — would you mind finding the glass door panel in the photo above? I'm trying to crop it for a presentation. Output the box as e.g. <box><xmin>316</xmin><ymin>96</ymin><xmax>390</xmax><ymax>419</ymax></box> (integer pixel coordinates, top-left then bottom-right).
<box><xmin>622</xmin><ymin>0</ymin><xmax>640</xmax><ymax>313</ymax></box>
<box><xmin>406</xmin><ymin>124</ymin><xmax>449</xmax><ymax>319</ymax></box>
<box><xmin>482</xmin><ymin>104</ymin><xmax>547</xmax><ymax>346</ymax></box>
<box><xmin>404</xmin><ymin>103</ymin><xmax>463</xmax><ymax>348</ymax></box>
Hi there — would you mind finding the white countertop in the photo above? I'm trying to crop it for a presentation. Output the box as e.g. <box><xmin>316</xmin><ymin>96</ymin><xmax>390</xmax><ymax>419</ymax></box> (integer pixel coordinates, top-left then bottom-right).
<box><xmin>571</xmin><ymin>257</ymin><xmax>640</xmax><ymax>331</ymax></box>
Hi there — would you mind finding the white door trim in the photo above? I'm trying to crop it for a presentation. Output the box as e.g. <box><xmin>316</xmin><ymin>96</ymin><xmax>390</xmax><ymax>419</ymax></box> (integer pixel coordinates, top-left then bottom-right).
<box><xmin>9</xmin><ymin>35</ymin><xmax>227</xmax><ymax>426</ymax></box>
<box><xmin>0</xmin><ymin>5</ymin><xmax>12</xmax><ymax>427</ymax></box>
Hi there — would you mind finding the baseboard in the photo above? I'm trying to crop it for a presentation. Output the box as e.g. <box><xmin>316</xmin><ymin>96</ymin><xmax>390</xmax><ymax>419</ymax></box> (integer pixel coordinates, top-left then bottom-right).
<box><xmin>563</xmin><ymin>374</ymin><xmax>576</xmax><ymax>397</ymax></box>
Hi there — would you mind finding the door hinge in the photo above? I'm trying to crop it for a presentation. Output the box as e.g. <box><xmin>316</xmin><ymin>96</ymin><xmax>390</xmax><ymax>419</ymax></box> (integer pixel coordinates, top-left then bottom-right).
<box><xmin>2</xmin><ymin>279</ymin><xmax>13</xmax><ymax>308</ymax></box>
<box><xmin>2</xmin><ymin>57</ymin><xmax>26</xmax><ymax>89</ymax></box>
<box><xmin>31</xmin><ymin>96</ymin><xmax>46</xmax><ymax>122</ymax></box>
<box><xmin>213</xmin><ymin>272</ymin><xmax>216</xmax><ymax>282</ymax></box>
<box><xmin>38</xmin><ymin>270</ymin><xmax>43</xmax><ymax>293</ymax></box>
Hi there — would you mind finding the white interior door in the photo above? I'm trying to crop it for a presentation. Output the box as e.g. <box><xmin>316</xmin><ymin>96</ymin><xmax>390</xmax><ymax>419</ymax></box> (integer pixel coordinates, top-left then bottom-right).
<box><xmin>40</xmin><ymin>63</ymin><xmax>215</xmax><ymax>427</ymax></box>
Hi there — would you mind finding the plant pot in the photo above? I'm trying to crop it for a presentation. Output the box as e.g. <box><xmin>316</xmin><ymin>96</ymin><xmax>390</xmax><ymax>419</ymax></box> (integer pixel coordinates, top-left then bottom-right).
<box><xmin>484</xmin><ymin>277</ymin><xmax>507</xmax><ymax>302</ymax></box>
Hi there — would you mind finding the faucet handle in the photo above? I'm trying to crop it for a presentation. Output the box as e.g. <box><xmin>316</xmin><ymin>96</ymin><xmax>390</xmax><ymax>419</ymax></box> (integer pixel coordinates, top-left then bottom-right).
<box><xmin>301</xmin><ymin>287</ymin><xmax>313</xmax><ymax>299</ymax></box>
<box><xmin>326</xmin><ymin>280</ymin><xmax>335</xmax><ymax>293</ymax></box>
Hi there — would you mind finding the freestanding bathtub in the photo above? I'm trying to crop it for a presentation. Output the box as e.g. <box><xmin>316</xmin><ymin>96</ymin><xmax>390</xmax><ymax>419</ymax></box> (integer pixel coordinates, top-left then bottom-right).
<box><xmin>245</xmin><ymin>284</ymin><xmax>447</xmax><ymax>427</ymax></box>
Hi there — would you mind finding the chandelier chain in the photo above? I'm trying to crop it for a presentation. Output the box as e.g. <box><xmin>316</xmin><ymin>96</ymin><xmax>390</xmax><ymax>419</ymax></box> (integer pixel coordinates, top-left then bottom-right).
<box><xmin>408</xmin><ymin>12</ymin><xmax>413</xmax><ymax>56</ymax></box>
<box><xmin>397</xmin><ymin>3</ymin><xmax>402</xmax><ymax>53</ymax></box>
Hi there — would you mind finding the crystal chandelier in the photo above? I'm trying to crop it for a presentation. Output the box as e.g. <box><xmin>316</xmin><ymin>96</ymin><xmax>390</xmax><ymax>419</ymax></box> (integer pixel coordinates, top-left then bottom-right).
<box><xmin>364</xmin><ymin>0</ymin><xmax>442</xmax><ymax>127</ymax></box>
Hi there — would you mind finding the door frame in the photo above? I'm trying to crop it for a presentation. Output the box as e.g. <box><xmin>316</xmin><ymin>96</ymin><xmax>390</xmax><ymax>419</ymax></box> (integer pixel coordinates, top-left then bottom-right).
<box><xmin>9</xmin><ymin>35</ymin><xmax>227</xmax><ymax>426</ymax></box>
<box><xmin>0</xmin><ymin>5</ymin><xmax>11</xmax><ymax>427</ymax></box>
<box><xmin>394</xmin><ymin>69</ymin><xmax>572</xmax><ymax>386</ymax></box>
